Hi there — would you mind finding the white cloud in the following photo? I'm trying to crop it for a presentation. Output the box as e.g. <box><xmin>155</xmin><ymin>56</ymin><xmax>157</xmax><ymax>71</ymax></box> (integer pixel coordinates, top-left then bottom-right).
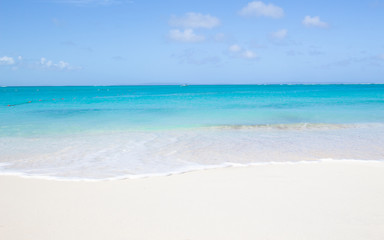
<box><xmin>167</xmin><ymin>12</ymin><xmax>219</xmax><ymax>44</ymax></box>
<box><xmin>0</xmin><ymin>56</ymin><xmax>15</xmax><ymax>65</ymax></box>
<box><xmin>241</xmin><ymin>50</ymin><xmax>257</xmax><ymax>59</ymax></box>
<box><xmin>169</xmin><ymin>12</ymin><xmax>220</xmax><ymax>29</ymax></box>
<box><xmin>169</xmin><ymin>29</ymin><xmax>205</xmax><ymax>42</ymax></box>
<box><xmin>39</xmin><ymin>57</ymin><xmax>79</xmax><ymax>70</ymax></box>
<box><xmin>1</xmin><ymin>55</ymin><xmax>81</xmax><ymax>71</ymax></box>
<box><xmin>271</xmin><ymin>29</ymin><xmax>287</xmax><ymax>39</ymax></box>
<box><xmin>228</xmin><ymin>45</ymin><xmax>257</xmax><ymax>60</ymax></box>
<box><xmin>229</xmin><ymin>44</ymin><xmax>242</xmax><ymax>53</ymax></box>
<box><xmin>302</xmin><ymin>16</ymin><xmax>328</xmax><ymax>28</ymax></box>
<box><xmin>239</xmin><ymin>1</ymin><xmax>284</xmax><ymax>18</ymax></box>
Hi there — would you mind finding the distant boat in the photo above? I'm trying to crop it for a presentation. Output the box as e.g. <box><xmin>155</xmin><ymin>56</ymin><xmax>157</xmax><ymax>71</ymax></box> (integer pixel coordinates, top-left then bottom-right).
<box><xmin>180</xmin><ymin>84</ymin><xmax>188</xmax><ymax>87</ymax></box>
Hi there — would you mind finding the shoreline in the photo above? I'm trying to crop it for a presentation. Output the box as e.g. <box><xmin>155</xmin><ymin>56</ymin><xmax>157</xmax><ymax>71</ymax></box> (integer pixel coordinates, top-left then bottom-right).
<box><xmin>0</xmin><ymin>158</ymin><xmax>383</xmax><ymax>182</ymax></box>
<box><xmin>1</xmin><ymin>160</ymin><xmax>384</xmax><ymax>240</ymax></box>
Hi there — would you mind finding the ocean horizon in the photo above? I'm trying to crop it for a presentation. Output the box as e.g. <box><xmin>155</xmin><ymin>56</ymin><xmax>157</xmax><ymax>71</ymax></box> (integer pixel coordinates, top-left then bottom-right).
<box><xmin>2</xmin><ymin>83</ymin><xmax>384</xmax><ymax>87</ymax></box>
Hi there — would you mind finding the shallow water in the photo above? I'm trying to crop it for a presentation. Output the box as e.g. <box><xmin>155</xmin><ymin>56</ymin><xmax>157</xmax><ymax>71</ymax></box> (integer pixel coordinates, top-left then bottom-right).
<box><xmin>1</xmin><ymin>85</ymin><xmax>384</xmax><ymax>179</ymax></box>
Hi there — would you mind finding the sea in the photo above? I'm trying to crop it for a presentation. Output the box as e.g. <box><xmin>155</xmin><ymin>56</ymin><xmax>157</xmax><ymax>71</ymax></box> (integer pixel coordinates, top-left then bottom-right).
<box><xmin>1</xmin><ymin>84</ymin><xmax>384</xmax><ymax>180</ymax></box>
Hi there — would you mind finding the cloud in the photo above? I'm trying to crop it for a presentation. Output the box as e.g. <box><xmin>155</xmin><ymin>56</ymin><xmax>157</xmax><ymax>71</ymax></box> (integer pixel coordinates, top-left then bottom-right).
<box><xmin>39</xmin><ymin>57</ymin><xmax>80</xmax><ymax>70</ymax></box>
<box><xmin>1</xmin><ymin>55</ymin><xmax>81</xmax><ymax>71</ymax></box>
<box><xmin>228</xmin><ymin>45</ymin><xmax>257</xmax><ymax>60</ymax></box>
<box><xmin>228</xmin><ymin>44</ymin><xmax>242</xmax><ymax>53</ymax></box>
<box><xmin>169</xmin><ymin>29</ymin><xmax>205</xmax><ymax>42</ymax></box>
<box><xmin>271</xmin><ymin>29</ymin><xmax>287</xmax><ymax>39</ymax></box>
<box><xmin>0</xmin><ymin>56</ymin><xmax>15</xmax><ymax>65</ymax></box>
<box><xmin>167</xmin><ymin>12</ymin><xmax>219</xmax><ymax>44</ymax></box>
<box><xmin>241</xmin><ymin>50</ymin><xmax>257</xmax><ymax>59</ymax></box>
<box><xmin>239</xmin><ymin>1</ymin><xmax>284</xmax><ymax>18</ymax></box>
<box><xmin>268</xmin><ymin>29</ymin><xmax>299</xmax><ymax>46</ymax></box>
<box><xmin>169</xmin><ymin>12</ymin><xmax>220</xmax><ymax>29</ymax></box>
<box><xmin>302</xmin><ymin>16</ymin><xmax>328</xmax><ymax>28</ymax></box>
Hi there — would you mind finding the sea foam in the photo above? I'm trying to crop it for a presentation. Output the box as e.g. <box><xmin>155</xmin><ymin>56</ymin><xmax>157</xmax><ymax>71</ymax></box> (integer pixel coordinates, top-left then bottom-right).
<box><xmin>1</xmin><ymin>124</ymin><xmax>383</xmax><ymax>180</ymax></box>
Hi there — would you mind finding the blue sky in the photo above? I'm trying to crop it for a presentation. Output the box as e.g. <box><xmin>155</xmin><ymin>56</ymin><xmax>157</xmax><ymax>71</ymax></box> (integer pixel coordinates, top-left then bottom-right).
<box><xmin>1</xmin><ymin>0</ymin><xmax>384</xmax><ymax>85</ymax></box>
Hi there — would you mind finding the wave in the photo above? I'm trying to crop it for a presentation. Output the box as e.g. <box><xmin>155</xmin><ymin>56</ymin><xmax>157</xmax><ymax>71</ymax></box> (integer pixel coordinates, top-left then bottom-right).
<box><xmin>0</xmin><ymin>158</ymin><xmax>383</xmax><ymax>182</ymax></box>
<box><xmin>204</xmin><ymin>122</ymin><xmax>384</xmax><ymax>131</ymax></box>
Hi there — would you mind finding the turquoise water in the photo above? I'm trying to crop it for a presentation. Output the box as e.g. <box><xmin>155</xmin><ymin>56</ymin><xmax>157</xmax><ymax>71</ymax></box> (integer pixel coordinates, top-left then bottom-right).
<box><xmin>1</xmin><ymin>84</ymin><xmax>384</xmax><ymax>135</ymax></box>
<box><xmin>1</xmin><ymin>85</ymin><xmax>384</xmax><ymax>179</ymax></box>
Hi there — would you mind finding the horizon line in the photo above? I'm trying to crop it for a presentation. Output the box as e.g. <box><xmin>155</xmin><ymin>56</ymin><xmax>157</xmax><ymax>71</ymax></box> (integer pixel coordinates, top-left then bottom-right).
<box><xmin>2</xmin><ymin>83</ymin><xmax>384</xmax><ymax>87</ymax></box>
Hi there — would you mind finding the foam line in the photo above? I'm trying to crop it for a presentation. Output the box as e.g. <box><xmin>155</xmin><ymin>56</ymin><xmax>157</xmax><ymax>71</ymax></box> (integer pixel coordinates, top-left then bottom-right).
<box><xmin>0</xmin><ymin>159</ymin><xmax>383</xmax><ymax>182</ymax></box>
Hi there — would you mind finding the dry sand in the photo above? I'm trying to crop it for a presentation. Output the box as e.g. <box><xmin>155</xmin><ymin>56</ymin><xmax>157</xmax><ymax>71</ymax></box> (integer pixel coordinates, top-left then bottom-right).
<box><xmin>1</xmin><ymin>160</ymin><xmax>384</xmax><ymax>240</ymax></box>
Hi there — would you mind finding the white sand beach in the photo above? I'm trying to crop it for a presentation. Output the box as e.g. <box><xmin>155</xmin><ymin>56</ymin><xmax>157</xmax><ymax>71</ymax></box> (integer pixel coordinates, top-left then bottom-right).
<box><xmin>1</xmin><ymin>160</ymin><xmax>384</xmax><ymax>240</ymax></box>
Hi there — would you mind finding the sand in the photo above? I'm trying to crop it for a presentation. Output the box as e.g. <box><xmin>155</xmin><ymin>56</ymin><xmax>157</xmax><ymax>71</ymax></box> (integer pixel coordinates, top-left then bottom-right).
<box><xmin>1</xmin><ymin>160</ymin><xmax>384</xmax><ymax>240</ymax></box>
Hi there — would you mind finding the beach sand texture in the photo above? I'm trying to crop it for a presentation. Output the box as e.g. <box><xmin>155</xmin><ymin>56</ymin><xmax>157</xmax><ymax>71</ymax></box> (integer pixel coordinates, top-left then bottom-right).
<box><xmin>1</xmin><ymin>160</ymin><xmax>384</xmax><ymax>240</ymax></box>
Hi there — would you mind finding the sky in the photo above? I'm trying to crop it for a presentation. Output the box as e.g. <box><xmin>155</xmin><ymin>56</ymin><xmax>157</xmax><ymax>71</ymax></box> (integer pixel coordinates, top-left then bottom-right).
<box><xmin>1</xmin><ymin>0</ymin><xmax>384</xmax><ymax>86</ymax></box>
